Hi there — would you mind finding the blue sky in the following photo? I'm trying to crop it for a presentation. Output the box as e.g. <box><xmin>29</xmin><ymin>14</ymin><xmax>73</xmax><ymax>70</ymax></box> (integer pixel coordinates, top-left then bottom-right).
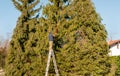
<box><xmin>92</xmin><ymin>0</ymin><xmax>120</xmax><ymax>40</ymax></box>
<box><xmin>0</xmin><ymin>0</ymin><xmax>120</xmax><ymax>40</ymax></box>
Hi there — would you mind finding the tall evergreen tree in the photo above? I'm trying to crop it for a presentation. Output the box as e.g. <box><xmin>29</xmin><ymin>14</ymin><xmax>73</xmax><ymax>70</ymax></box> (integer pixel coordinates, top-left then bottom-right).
<box><xmin>5</xmin><ymin>0</ymin><xmax>41</xmax><ymax>76</ymax></box>
<box><xmin>63</xmin><ymin>0</ymin><xmax>111</xmax><ymax>75</ymax></box>
<box><xmin>39</xmin><ymin>0</ymin><xmax>111</xmax><ymax>76</ymax></box>
<box><xmin>35</xmin><ymin>0</ymin><xmax>72</xmax><ymax>75</ymax></box>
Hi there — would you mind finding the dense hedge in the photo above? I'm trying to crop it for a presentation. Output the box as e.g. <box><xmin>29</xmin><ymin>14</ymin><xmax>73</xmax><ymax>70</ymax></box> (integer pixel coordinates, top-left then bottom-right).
<box><xmin>5</xmin><ymin>0</ymin><xmax>111</xmax><ymax>76</ymax></box>
<box><xmin>116</xmin><ymin>56</ymin><xmax>120</xmax><ymax>75</ymax></box>
<box><xmin>0</xmin><ymin>47</ymin><xmax>7</xmax><ymax>68</ymax></box>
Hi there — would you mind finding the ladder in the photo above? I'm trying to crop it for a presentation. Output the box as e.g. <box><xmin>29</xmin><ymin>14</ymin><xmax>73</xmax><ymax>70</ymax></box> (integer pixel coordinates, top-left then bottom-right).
<box><xmin>45</xmin><ymin>49</ymin><xmax>59</xmax><ymax>76</ymax></box>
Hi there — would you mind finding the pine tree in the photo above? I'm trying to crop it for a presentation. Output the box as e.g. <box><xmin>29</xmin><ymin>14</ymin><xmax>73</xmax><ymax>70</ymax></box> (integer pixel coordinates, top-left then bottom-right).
<box><xmin>5</xmin><ymin>0</ymin><xmax>41</xmax><ymax>76</ymax></box>
<box><xmin>64</xmin><ymin>0</ymin><xmax>111</xmax><ymax>75</ymax></box>
<box><xmin>39</xmin><ymin>0</ymin><xmax>111</xmax><ymax>76</ymax></box>
<box><xmin>35</xmin><ymin>0</ymin><xmax>72</xmax><ymax>75</ymax></box>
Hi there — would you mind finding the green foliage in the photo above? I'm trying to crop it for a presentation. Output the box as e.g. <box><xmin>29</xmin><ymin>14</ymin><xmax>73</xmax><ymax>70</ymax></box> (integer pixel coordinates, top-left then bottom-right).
<box><xmin>115</xmin><ymin>56</ymin><xmax>120</xmax><ymax>75</ymax></box>
<box><xmin>5</xmin><ymin>0</ymin><xmax>41</xmax><ymax>76</ymax></box>
<box><xmin>108</xmin><ymin>56</ymin><xmax>120</xmax><ymax>76</ymax></box>
<box><xmin>37</xmin><ymin>0</ymin><xmax>111</xmax><ymax>76</ymax></box>
<box><xmin>0</xmin><ymin>39</ymin><xmax>8</xmax><ymax>69</ymax></box>
<box><xmin>6</xmin><ymin>0</ymin><xmax>111</xmax><ymax>76</ymax></box>
<box><xmin>0</xmin><ymin>47</ymin><xmax>7</xmax><ymax>68</ymax></box>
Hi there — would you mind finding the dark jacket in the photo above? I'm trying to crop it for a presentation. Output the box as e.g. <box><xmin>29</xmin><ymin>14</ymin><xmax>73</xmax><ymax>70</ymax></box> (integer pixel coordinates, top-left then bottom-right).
<box><xmin>49</xmin><ymin>32</ymin><xmax>54</xmax><ymax>41</ymax></box>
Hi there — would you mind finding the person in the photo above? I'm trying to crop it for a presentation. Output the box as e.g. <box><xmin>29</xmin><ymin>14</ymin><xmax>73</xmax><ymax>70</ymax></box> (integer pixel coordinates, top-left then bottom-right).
<box><xmin>49</xmin><ymin>32</ymin><xmax>54</xmax><ymax>50</ymax></box>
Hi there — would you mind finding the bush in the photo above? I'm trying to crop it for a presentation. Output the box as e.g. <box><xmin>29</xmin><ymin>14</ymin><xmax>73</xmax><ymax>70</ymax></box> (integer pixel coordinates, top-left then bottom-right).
<box><xmin>0</xmin><ymin>48</ymin><xmax>7</xmax><ymax>68</ymax></box>
<box><xmin>116</xmin><ymin>56</ymin><xmax>120</xmax><ymax>75</ymax></box>
<box><xmin>109</xmin><ymin>56</ymin><xmax>120</xmax><ymax>76</ymax></box>
<box><xmin>0</xmin><ymin>39</ymin><xmax>8</xmax><ymax>68</ymax></box>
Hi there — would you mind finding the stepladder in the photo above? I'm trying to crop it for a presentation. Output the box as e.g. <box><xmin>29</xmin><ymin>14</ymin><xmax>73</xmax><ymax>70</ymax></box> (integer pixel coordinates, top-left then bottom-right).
<box><xmin>45</xmin><ymin>49</ymin><xmax>59</xmax><ymax>76</ymax></box>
